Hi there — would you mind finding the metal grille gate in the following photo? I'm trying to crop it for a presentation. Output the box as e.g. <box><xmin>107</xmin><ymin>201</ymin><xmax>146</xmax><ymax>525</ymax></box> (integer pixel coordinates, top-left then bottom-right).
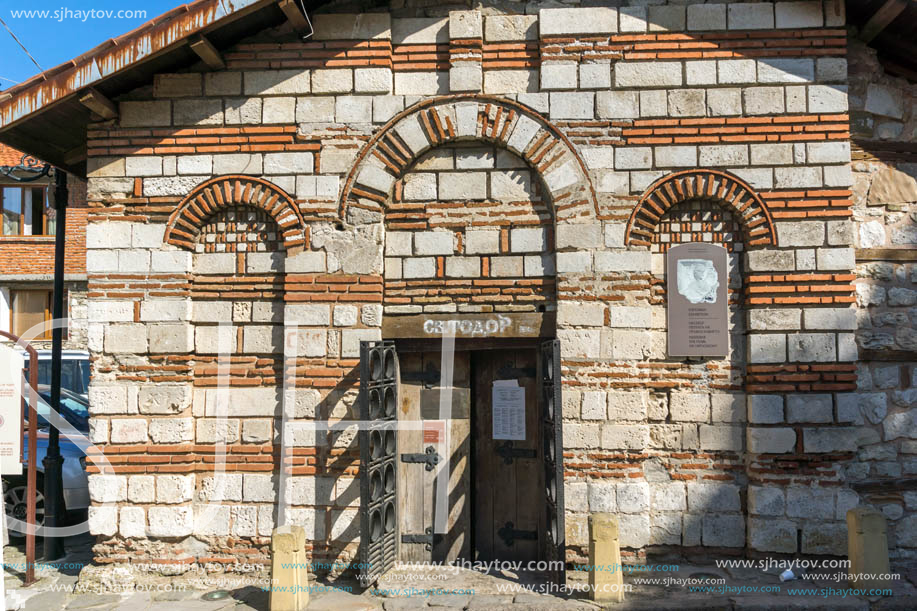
<box><xmin>358</xmin><ymin>340</ymin><xmax>399</xmax><ymax>586</ymax></box>
<box><xmin>540</xmin><ymin>339</ymin><xmax>566</xmax><ymax>586</ymax></box>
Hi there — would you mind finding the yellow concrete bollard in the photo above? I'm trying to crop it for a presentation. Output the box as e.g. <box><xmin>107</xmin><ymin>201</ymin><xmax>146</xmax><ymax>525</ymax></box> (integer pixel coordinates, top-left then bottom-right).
<box><xmin>270</xmin><ymin>524</ymin><xmax>310</xmax><ymax>611</ymax></box>
<box><xmin>846</xmin><ymin>507</ymin><xmax>891</xmax><ymax>591</ymax></box>
<box><xmin>588</xmin><ymin>513</ymin><xmax>625</xmax><ymax>603</ymax></box>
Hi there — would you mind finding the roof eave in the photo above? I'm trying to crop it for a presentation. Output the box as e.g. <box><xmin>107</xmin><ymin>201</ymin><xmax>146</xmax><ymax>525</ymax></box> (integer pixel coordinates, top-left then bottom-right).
<box><xmin>0</xmin><ymin>0</ymin><xmax>280</xmax><ymax>177</ymax></box>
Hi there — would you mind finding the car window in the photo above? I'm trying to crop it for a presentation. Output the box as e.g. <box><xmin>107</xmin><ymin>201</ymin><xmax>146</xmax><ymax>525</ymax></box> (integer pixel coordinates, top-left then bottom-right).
<box><xmin>80</xmin><ymin>359</ymin><xmax>90</xmax><ymax>394</ymax></box>
<box><xmin>60</xmin><ymin>395</ymin><xmax>89</xmax><ymax>432</ymax></box>
<box><xmin>25</xmin><ymin>360</ymin><xmax>85</xmax><ymax>395</ymax></box>
<box><xmin>25</xmin><ymin>392</ymin><xmax>90</xmax><ymax>434</ymax></box>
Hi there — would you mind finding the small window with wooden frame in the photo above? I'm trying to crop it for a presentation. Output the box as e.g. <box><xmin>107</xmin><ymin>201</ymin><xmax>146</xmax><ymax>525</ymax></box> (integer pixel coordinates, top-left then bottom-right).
<box><xmin>10</xmin><ymin>289</ymin><xmax>66</xmax><ymax>340</ymax></box>
<box><xmin>1</xmin><ymin>186</ymin><xmax>55</xmax><ymax>236</ymax></box>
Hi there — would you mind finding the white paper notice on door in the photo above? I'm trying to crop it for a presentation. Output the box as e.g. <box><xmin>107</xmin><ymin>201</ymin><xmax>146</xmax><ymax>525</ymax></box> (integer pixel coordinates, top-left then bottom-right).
<box><xmin>492</xmin><ymin>380</ymin><xmax>525</xmax><ymax>441</ymax></box>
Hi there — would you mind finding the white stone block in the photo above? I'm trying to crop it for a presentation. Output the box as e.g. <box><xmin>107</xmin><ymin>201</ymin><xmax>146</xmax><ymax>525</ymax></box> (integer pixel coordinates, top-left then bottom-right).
<box><xmin>728</xmin><ymin>3</ymin><xmax>774</xmax><ymax>29</ymax></box>
<box><xmin>788</xmin><ymin>333</ymin><xmax>837</xmax><ymax>362</ymax></box>
<box><xmin>774</xmin><ymin>166</ymin><xmax>822</xmax><ymax>189</ymax></box>
<box><xmin>483</xmin><ymin>69</ymin><xmax>537</xmax><ymax>94</ymax></box>
<box><xmin>579</xmin><ymin>63</ymin><xmax>611</xmax><ymax>90</ymax></box>
<box><xmin>148</xmin><ymin>506</ymin><xmax>193</xmax><ymax>537</ymax></box>
<box><xmin>484</xmin><ymin>15</ymin><xmax>537</xmax><ymax>41</ymax></box>
<box><xmin>616</xmin><ymin>62</ymin><xmax>681</xmax><ymax>87</ymax></box>
<box><xmin>334</xmin><ymin>95</ymin><xmax>373</xmax><ymax>123</ymax></box>
<box><xmin>719</xmin><ymin>60</ymin><xmax>757</xmax><ymax>84</ymax></box>
<box><xmin>596</xmin><ymin>91</ymin><xmax>638</xmax><ymax>119</ymax></box>
<box><xmin>464</xmin><ymin>230</ymin><xmax>500</xmax><ymax>254</ymax></box>
<box><xmin>594</xmin><ymin>250</ymin><xmax>651</xmax><ymax>272</ymax></box>
<box><xmin>619</xmin><ymin>7</ymin><xmax>647</xmax><ymax>32</ymax></box>
<box><xmin>806</xmin><ymin>141</ymin><xmax>850</xmax><ymax>164</ymax></box>
<box><xmin>394</xmin><ymin>72</ymin><xmax>448</xmax><ymax>96</ymax></box>
<box><xmin>539</xmin><ymin>8</ymin><xmax>618</xmax><ymax>36</ymax></box>
<box><xmin>439</xmin><ymin>171</ymin><xmax>487</xmax><ymax>200</ymax></box>
<box><xmin>541</xmin><ymin>62</ymin><xmax>577</xmax><ymax>90</ymax></box>
<box><xmin>641</xmin><ymin>90</ymin><xmax>668</xmax><ymax>117</ymax></box>
<box><xmin>549</xmin><ymin>92</ymin><xmax>594</xmax><ymax>119</ymax></box>
<box><xmin>245</xmin><ymin>70</ymin><xmax>310</xmax><ymax>95</ymax></box>
<box><xmin>262</xmin><ymin>97</ymin><xmax>296</xmax><ymax>124</ymax></box>
<box><xmin>87</xmin><ymin>222</ymin><xmax>132</xmax><ymax>249</ymax></box>
<box><xmin>149</xmin><ymin>417</ymin><xmax>194</xmax><ymax>443</ymax></box>
<box><xmin>686</xmin><ymin>61</ymin><xmax>717</xmax><ymax>85</ymax></box>
<box><xmin>88</xmin><ymin>506</ymin><xmax>118</xmax><ymax>537</ymax></box>
<box><xmin>510</xmin><ymin>227</ymin><xmax>547</xmax><ymax>253</ymax></box>
<box><xmin>775</xmin><ymin>2</ymin><xmax>823</xmax><ymax>28</ymax></box>
<box><xmin>403</xmin><ymin>257</ymin><xmax>435</xmax><ymax>278</ymax></box>
<box><xmin>699</xmin><ymin>145</ymin><xmax>748</xmax><ymax>167</ymax></box>
<box><xmin>615</xmin><ymin>147</ymin><xmax>652</xmax><ymax>170</ymax></box>
<box><xmin>445</xmin><ymin>257</ymin><xmax>480</xmax><ymax>278</ymax></box>
<box><xmin>156</xmin><ymin>474</ymin><xmax>194</xmax><ymax>504</ymax></box>
<box><xmin>758</xmin><ymin>58</ymin><xmax>814</xmax><ymax>83</ymax></box>
<box><xmin>749</xmin><ymin>334</ymin><xmax>787</xmax><ymax>363</ymax></box>
<box><xmin>655</xmin><ymin>146</ymin><xmax>697</xmax><ymax>168</ymax></box>
<box><xmin>750</xmin><ymin>143</ymin><xmax>794</xmax><ymax>166</ymax></box>
<box><xmin>707</xmin><ymin>88</ymin><xmax>742</xmax><ymax>115</ymax></box>
<box><xmin>815</xmin><ymin>247</ymin><xmax>854</xmax><ymax>270</ymax></box>
<box><xmin>413</xmin><ymin>231</ymin><xmax>454</xmax><ymax>256</ymax></box>
<box><xmin>688</xmin><ymin>4</ymin><xmax>727</xmax><ymax>30</ymax></box>
<box><xmin>341</xmin><ymin>328</ymin><xmax>382</xmax><ymax>358</ymax></box>
<box><xmin>149</xmin><ymin>323</ymin><xmax>193</xmax><ymax>354</ymax></box>
<box><xmin>744</xmin><ymin>87</ymin><xmax>786</xmax><ymax>114</ymax></box>
<box><xmin>110</xmin><ymin>418</ymin><xmax>148</xmax><ymax>443</ymax></box>
<box><xmin>808</xmin><ymin>85</ymin><xmax>847</xmax><ymax>113</ymax></box>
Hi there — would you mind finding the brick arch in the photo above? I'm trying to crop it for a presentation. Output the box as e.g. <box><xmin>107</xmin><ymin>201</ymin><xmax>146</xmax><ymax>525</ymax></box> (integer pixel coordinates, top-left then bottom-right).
<box><xmin>338</xmin><ymin>94</ymin><xmax>599</xmax><ymax>222</ymax></box>
<box><xmin>624</xmin><ymin>169</ymin><xmax>778</xmax><ymax>248</ymax></box>
<box><xmin>163</xmin><ymin>175</ymin><xmax>307</xmax><ymax>251</ymax></box>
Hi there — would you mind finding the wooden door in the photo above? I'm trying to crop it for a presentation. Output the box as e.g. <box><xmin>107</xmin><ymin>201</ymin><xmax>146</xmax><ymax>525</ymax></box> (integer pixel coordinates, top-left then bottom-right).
<box><xmin>472</xmin><ymin>348</ymin><xmax>542</xmax><ymax>563</ymax></box>
<box><xmin>397</xmin><ymin>350</ymin><xmax>471</xmax><ymax>563</ymax></box>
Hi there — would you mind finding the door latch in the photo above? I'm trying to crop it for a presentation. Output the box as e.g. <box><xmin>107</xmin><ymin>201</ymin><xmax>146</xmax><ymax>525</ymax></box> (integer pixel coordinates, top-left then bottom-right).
<box><xmin>400</xmin><ymin>446</ymin><xmax>441</xmax><ymax>471</ymax></box>
<box><xmin>498</xmin><ymin>521</ymin><xmax>537</xmax><ymax>547</ymax></box>
<box><xmin>495</xmin><ymin>440</ymin><xmax>536</xmax><ymax>465</ymax></box>
<box><xmin>401</xmin><ymin>527</ymin><xmax>442</xmax><ymax>551</ymax></box>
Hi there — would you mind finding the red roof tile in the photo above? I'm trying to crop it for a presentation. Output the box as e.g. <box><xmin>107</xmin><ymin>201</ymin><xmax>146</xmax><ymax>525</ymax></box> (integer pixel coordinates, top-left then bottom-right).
<box><xmin>0</xmin><ymin>143</ymin><xmax>26</xmax><ymax>166</ymax></box>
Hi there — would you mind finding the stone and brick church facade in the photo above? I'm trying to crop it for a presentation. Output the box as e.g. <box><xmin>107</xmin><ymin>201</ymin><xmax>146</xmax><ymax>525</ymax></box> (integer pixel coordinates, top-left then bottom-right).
<box><xmin>1</xmin><ymin>0</ymin><xmax>915</xmax><ymax>575</ymax></box>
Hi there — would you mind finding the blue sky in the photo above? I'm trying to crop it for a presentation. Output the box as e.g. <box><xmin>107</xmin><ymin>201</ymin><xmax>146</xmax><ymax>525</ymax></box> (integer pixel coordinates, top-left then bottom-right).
<box><xmin>1</xmin><ymin>1</ymin><xmax>178</xmax><ymax>88</ymax></box>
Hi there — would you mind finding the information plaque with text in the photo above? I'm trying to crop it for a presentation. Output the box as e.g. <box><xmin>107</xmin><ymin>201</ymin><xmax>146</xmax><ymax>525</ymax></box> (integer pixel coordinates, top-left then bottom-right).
<box><xmin>666</xmin><ymin>242</ymin><xmax>729</xmax><ymax>357</ymax></box>
<box><xmin>0</xmin><ymin>344</ymin><xmax>23</xmax><ymax>475</ymax></box>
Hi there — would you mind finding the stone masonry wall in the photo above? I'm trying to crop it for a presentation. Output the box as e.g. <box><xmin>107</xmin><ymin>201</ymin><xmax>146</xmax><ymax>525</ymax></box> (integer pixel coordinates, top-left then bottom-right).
<box><xmin>82</xmin><ymin>2</ymin><xmax>869</xmax><ymax>572</ymax></box>
<box><xmin>845</xmin><ymin>38</ymin><xmax>917</xmax><ymax>560</ymax></box>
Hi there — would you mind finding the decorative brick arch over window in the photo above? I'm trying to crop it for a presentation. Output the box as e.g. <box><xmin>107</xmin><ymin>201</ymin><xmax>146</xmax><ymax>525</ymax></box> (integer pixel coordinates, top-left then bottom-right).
<box><xmin>339</xmin><ymin>95</ymin><xmax>599</xmax><ymax>221</ymax></box>
<box><xmin>624</xmin><ymin>169</ymin><xmax>777</xmax><ymax>248</ymax></box>
<box><xmin>163</xmin><ymin>175</ymin><xmax>307</xmax><ymax>251</ymax></box>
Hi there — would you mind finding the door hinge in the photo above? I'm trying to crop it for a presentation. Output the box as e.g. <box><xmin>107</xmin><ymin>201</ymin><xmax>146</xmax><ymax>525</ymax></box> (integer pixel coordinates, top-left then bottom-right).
<box><xmin>401</xmin><ymin>527</ymin><xmax>442</xmax><ymax>551</ymax></box>
<box><xmin>400</xmin><ymin>446</ymin><xmax>441</xmax><ymax>471</ymax></box>
<box><xmin>498</xmin><ymin>521</ymin><xmax>537</xmax><ymax>547</ymax></box>
<box><xmin>495</xmin><ymin>440</ymin><xmax>536</xmax><ymax>465</ymax></box>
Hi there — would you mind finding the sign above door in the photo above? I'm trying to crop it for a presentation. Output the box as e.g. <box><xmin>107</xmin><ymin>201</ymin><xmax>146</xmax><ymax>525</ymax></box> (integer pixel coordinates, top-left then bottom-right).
<box><xmin>382</xmin><ymin>312</ymin><xmax>555</xmax><ymax>339</ymax></box>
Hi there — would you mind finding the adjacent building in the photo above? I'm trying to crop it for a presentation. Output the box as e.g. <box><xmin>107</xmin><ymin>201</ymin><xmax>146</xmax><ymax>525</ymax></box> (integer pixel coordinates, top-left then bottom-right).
<box><xmin>0</xmin><ymin>143</ymin><xmax>88</xmax><ymax>349</ymax></box>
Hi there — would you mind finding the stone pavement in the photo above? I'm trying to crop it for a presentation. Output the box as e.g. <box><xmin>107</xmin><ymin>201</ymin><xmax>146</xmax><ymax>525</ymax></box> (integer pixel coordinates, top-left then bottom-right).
<box><xmin>2</xmin><ymin>537</ymin><xmax>917</xmax><ymax>610</ymax></box>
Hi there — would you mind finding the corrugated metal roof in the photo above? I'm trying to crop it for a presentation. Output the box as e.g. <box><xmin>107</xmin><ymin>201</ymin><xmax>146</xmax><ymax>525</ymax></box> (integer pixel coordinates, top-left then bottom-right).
<box><xmin>0</xmin><ymin>0</ymin><xmax>286</xmax><ymax>176</ymax></box>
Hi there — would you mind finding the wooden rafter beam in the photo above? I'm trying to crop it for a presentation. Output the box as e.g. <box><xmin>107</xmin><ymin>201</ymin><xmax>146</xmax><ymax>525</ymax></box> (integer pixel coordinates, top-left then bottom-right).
<box><xmin>278</xmin><ymin>0</ymin><xmax>310</xmax><ymax>31</ymax></box>
<box><xmin>189</xmin><ymin>34</ymin><xmax>225</xmax><ymax>70</ymax></box>
<box><xmin>78</xmin><ymin>88</ymin><xmax>118</xmax><ymax>120</ymax></box>
<box><xmin>63</xmin><ymin>144</ymin><xmax>87</xmax><ymax>165</ymax></box>
<box><xmin>859</xmin><ymin>0</ymin><xmax>909</xmax><ymax>44</ymax></box>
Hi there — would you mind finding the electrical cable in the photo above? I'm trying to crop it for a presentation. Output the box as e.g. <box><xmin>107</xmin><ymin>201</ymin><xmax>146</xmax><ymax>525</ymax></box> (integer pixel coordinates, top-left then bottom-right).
<box><xmin>0</xmin><ymin>15</ymin><xmax>43</xmax><ymax>73</ymax></box>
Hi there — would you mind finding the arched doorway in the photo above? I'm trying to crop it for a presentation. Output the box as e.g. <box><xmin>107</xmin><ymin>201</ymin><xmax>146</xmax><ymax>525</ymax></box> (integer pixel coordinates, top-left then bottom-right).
<box><xmin>344</xmin><ymin>97</ymin><xmax>586</xmax><ymax>583</ymax></box>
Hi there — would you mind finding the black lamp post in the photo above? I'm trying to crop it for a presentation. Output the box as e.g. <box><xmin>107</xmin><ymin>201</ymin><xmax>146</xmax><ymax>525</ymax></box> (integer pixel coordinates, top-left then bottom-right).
<box><xmin>43</xmin><ymin>169</ymin><xmax>67</xmax><ymax>561</ymax></box>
